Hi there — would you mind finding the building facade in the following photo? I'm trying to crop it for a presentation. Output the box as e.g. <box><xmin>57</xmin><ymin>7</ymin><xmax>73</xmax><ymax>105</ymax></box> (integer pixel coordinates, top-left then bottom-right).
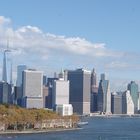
<box><xmin>56</xmin><ymin>104</ymin><xmax>73</xmax><ymax>116</ymax></box>
<box><xmin>66</xmin><ymin>69</ymin><xmax>91</xmax><ymax>115</ymax></box>
<box><xmin>52</xmin><ymin>79</ymin><xmax>69</xmax><ymax>109</ymax></box>
<box><xmin>111</xmin><ymin>92</ymin><xmax>122</xmax><ymax>114</ymax></box>
<box><xmin>127</xmin><ymin>81</ymin><xmax>139</xmax><ymax>113</ymax></box>
<box><xmin>90</xmin><ymin>68</ymin><xmax>98</xmax><ymax>112</ymax></box>
<box><xmin>0</xmin><ymin>81</ymin><xmax>12</xmax><ymax>104</ymax></box>
<box><xmin>16</xmin><ymin>65</ymin><xmax>27</xmax><ymax>106</ymax></box>
<box><xmin>46</xmin><ymin>78</ymin><xmax>58</xmax><ymax>109</ymax></box>
<box><xmin>122</xmin><ymin>90</ymin><xmax>134</xmax><ymax>115</ymax></box>
<box><xmin>97</xmin><ymin>74</ymin><xmax>111</xmax><ymax>114</ymax></box>
<box><xmin>22</xmin><ymin>69</ymin><xmax>43</xmax><ymax>108</ymax></box>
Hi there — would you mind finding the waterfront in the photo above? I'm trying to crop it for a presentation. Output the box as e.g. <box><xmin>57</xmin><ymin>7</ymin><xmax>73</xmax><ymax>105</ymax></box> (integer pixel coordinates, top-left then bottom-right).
<box><xmin>1</xmin><ymin>117</ymin><xmax>140</xmax><ymax>140</ymax></box>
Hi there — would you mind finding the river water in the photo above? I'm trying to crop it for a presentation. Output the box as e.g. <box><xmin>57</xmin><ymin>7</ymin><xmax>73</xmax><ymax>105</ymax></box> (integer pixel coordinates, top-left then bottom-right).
<box><xmin>1</xmin><ymin>117</ymin><xmax>140</xmax><ymax>140</ymax></box>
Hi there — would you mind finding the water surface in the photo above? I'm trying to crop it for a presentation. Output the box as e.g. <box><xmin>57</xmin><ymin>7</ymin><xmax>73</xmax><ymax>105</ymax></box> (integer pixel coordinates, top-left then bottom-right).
<box><xmin>1</xmin><ymin>117</ymin><xmax>140</xmax><ymax>140</ymax></box>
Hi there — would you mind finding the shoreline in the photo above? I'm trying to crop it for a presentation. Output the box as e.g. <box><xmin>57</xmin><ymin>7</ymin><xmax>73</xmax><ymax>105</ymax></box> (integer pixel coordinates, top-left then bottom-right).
<box><xmin>90</xmin><ymin>114</ymin><xmax>140</xmax><ymax>118</ymax></box>
<box><xmin>0</xmin><ymin>127</ymin><xmax>82</xmax><ymax>135</ymax></box>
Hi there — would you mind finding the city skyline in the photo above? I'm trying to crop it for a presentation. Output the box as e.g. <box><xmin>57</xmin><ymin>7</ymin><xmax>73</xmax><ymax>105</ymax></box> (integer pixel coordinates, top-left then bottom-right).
<box><xmin>0</xmin><ymin>0</ymin><xmax>140</xmax><ymax>91</ymax></box>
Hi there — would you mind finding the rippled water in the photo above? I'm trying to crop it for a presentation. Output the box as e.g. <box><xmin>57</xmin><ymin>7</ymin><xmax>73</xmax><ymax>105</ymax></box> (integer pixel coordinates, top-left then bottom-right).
<box><xmin>1</xmin><ymin>117</ymin><xmax>140</xmax><ymax>140</ymax></box>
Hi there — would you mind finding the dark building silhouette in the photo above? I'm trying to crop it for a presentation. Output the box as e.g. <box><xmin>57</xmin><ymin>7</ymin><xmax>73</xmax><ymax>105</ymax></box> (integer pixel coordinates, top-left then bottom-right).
<box><xmin>111</xmin><ymin>92</ymin><xmax>122</xmax><ymax>114</ymax></box>
<box><xmin>0</xmin><ymin>81</ymin><xmax>12</xmax><ymax>104</ymax></box>
<box><xmin>46</xmin><ymin>78</ymin><xmax>58</xmax><ymax>109</ymax></box>
<box><xmin>66</xmin><ymin>69</ymin><xmax>91</xmax><ymax>115</ymax></box>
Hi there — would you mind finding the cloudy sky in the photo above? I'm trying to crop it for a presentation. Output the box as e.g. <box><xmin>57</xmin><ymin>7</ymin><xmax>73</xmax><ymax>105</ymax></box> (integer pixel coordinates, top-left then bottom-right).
<box><xmin>0</xmin><ymin>0</ymin><xmax>140</xmax><ymax>91</ymax></box>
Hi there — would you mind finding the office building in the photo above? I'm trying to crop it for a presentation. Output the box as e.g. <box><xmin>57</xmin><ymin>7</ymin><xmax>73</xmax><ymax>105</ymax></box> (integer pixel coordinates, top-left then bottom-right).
<box><xmin>16</xmin><ymin>65</ymin><xmax>27</xmax><ymax>87</ymax></box>
<box><xmin>43</xmin><ymin>75</ymin><xmax>47</xmax><ymax>86</ymax></box>
<box><xmin>127</xmin><ymin>81</ymin><xmax>139</xmax><ymax>113</ymax></box>
<box><xmin>90</xmin><ymin>68</ymin><xmax>98</xmax><ymax>112</ymax></box>
<box><xmin>43</xmin><ymin>86</ymin><xmax>49</xmax><ymax>108</ymax></box>
<box><xmin>46</xmin><ymin>77</ymin><xmax>58</xmax><ymax>109</ymax></box>
<box><xmin>22</xmin><ymin>69</ymin><xmax>43</xmax><ymax>108</ymax></box>
<box><xmin>56</xmin><ymin>104</ymin><xmax>73</xmax><ymax>116</ymax></box>
<box><xmin>0</xmin><ymin>81</ymin><xmax>12</xmax><ymax>104</ymax></box>
<box><xmin>16</xmin><ymin>65</ymin><xmax>27</xmax><ymax>106</ymax></box>
<box><xmin>111</xmin><ymin>92</ymin><xmax>122</xmax><ymax>114</ymax></box>
<box><xmin>122</xmin><ymin>90</ymin><xmax>134</xmax><ymax>115</ymax></box>
<box><xmin>98</xmin><ymin>74</ymin><xmax>111</xmax><ymax>114</ymax></box>
<box><xmin>66</xmin><ymin>68</ymin><xmax>91</xmax><ymax>115</ymax></box>
<box><xmin>52</xmin><ymin>79</ymin><xmax>69</xmax><ymax>108</ymax></box>
<box><xmin>91</xmin><ymin>69</ymin><xmax>98</xmax><ymax>93</ymax></box>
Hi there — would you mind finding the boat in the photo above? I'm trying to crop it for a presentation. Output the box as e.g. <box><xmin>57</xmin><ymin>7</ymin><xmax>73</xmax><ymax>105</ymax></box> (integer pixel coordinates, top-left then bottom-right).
<box><xmin>77</xmin><ymin>121</ymin><xmax>88</xmax><ymax>127</ymax></box>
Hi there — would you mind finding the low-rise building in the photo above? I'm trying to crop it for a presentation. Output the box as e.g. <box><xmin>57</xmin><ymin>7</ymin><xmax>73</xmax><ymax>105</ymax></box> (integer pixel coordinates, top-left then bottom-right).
<box><xmin>56</xmin><ymin>104</ymin><xmax>73</xmax><ymax>116</ymax></box>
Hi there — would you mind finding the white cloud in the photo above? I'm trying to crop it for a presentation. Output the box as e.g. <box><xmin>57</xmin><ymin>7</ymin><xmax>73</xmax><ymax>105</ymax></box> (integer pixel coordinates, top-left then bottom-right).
<box><xmin>105</xmin><ymin>61</ymin><xmax>129</xmax><ymax>69</ymax></box>
<box><xmin>0</xmin><ymin>16</ymin><xmax>11</xmax><ymax>25</ymax></box>
<box><xmin>0</xmin><ymin>16</ymin><xmax>122</xmax><ymax>59</ymax></box>
<box><xmin>0</xmin><ymin>16</ymin><xmax>140</xmax><ymax>91</ymax></box>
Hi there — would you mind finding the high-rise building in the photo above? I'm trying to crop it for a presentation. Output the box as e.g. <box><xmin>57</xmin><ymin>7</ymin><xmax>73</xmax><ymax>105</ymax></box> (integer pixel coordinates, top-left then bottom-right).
<box><xmin>127</xmin><ymin>81</ymin><xmax>139</xmax><ymax>113</ymax></box>
<box><xmin>43</xmin><ymin>86</ymin><xmax>49</xmax><ymax>108</ymax></box>
<box><xmin>43</xmin><ymin>75</ymin><xmax>47</xmax><ymax>86</ymax></box>
<box><xmin>97</xmin><ymin>73</ymin><xmax>111</xmax><ymax>114</ymax></box>
<box><xmin>22</xmin><ymin>69</ymin><xmax>43</xmax><ymax>108</ymax></box>
<box><xmin>46</xmin><ymin>77</ymin><xmax>58</xmax><ymax>109</ymax></box>
<box><xmin>138</xmin><ymin>92</ymin><xmax>140</xmax><ymax>111</ymax></box>
<box><xmin>2</xmin><ymin>51</ymin><xmax>7</xmax><ymax>82</ymax></box>
<box><xmin>90</xmin><ymin>68</ymin><xmax>98</xmax><ymax>112</ymax></box>
<box><xmin>58</xmin><ymin>69</ymin><xmax>64</xmax><ymax>79</ymax></box>
<box><xmin>0</xmin><ymin>81</ymin><xmax>12</xmax><ymax>104</ymax></box>
<box><xmin>16</xmin><ymin>65</ymin><xmax>27</xmax><ymax>106</ymax></box>
<box><xmin>91</xmin><ymin>69</ymin><xmax>98</xmax><ymax>92</ymax></box>
<box><xmin>122</xmin><ymin>90</ymin><xmax>134</xmax><ymax>115</ymax></box>
<box><xmin>66</xmin><ymin>68</ymin><xmax>91</xmax><ymax>115</ymax></box>
<box><xmin>16</xmin><ymin>65</ymin><xmax>27</xmax><ymax>87</ymax></box>
<box><xmin>111</xmin><ymin>92</ymin><xmax>122</xmax><ymax>114</ymax></box>
<box><xmin>52</xmin><ymin>79</ymin><xmax>69</xmax><ymax>108</ymax></box>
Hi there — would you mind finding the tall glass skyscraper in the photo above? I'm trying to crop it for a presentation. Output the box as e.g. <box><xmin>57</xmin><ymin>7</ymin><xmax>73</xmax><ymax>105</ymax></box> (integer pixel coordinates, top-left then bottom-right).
<box><xmin>97</xmin><ymin>74</ymin><xmax>111</xmax><ymax>114</ymax></box>
<box><xmin>2</xmin><ymin>51</ymin><xmax>7</xmax><ymax>82</ymax></box>
<box><xmin>15</xmin><ymin>65</ymin><xmax>27</xmax><ymax>106</ymax></box>
<box><xmin>127</xmin><ymin>81</ymin><xmax>139</xmax><ymax>113</ymax></box>
<box><xmin>90</xmin><ymin>68</ymin><xmax>98</xmax><ymax>112</ymax></box>
<box><xmin>16</xmin><ymin>65</ymin><xmax>27</xmax><ymax>87</ymax></box>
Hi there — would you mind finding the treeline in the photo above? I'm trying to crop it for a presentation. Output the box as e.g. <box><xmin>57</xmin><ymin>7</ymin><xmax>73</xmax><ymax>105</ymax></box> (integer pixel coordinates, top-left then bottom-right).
<box><xmin>0</xmin><ymin>104</ymin><xmax>79</xmax><ymax>131</ymax></box>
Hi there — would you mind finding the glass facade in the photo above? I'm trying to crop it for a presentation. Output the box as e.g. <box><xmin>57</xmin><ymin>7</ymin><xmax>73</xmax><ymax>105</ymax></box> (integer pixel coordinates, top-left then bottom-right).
<box><xmin>127</xmin><ymin>81</ymin><xmax>139</xmax><ymax>113</ymax></box>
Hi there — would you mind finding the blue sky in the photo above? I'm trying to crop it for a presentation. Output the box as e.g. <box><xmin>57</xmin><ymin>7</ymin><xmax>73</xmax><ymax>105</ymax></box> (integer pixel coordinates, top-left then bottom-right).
<box><xmin>0</xmin><ymin>0</ymin><xmax>140</xmax><ymax>91</ymax></box>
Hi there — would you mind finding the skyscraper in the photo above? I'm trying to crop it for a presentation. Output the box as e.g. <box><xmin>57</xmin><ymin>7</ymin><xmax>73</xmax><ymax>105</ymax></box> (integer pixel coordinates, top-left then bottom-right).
<box><xmin>22</xmin><ymin>69</ymin><xmax>43</xmax><ymax>108</ymax></box>
<box><xmin>122</xmin><ymin>90</ymin><xmax>134</xmax><ymax>115</ymax></box>
<box><xmin>91</xmin><ymin>69</ymin><xmax>98</xmax><ymax>92</ymax></box>
<box><xmin>2</xmin><ymin>43</ymin><xmax>12</xmax><ymax>83</ymax></box>
<box><xmin>90</xmin><ymin>68</ymin><xmax>98</xmax><ymax>112</ymax></box>
<box><xmin>66</xmin><ymin>68</ymin><xmax>91</xmax><ymax>115</ymax></box>
<box><xmin>97</xmin><ymin>73</ymin><xmax>111</xmax><ymax>114</ymax></box>
<box><xmin>111</xmin><ymin>92</ymin><xmax>122</xmax><ymax>114</ymax></box>
<box><xmin>46</xmin><ymin>77</ymin><xmax>58</xmax><ymax>109</ymax></box>
<box><xmin>52</xmin><ymin>79</ymin><xmax>69</xmax><ymax>108</ymax></box>
<box><xmin>0</xmin><ymin>81</ymin><xmax>12</xmax><ymax>104</ymax></box>
<box><xmin>58</xmin><ymin>69</ymin><xmax>64</xmax><ymax>79</ymax></box>
<box><xmin>16</xmin><ymin>65</ymin><xmax>27</xmax><ymax>87</ymax></box>
<box><xmin>127</xmin><ymin>81</ymin><xmax>139</xmax><ymax>113</ymax></box>
<box><xmin>43</xmin><ymin>86</ymin><xmax>49</xmax><ymax>108</ymax></box>
<box><xmin>2</xmin><ymin>51</ymin><xmax>7</xmax><ymax>82</ymax></box>
<box><xmin>16</xmin><ymin>65</ymin><xmax>27</xmax><ymax>106</ymax></box>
